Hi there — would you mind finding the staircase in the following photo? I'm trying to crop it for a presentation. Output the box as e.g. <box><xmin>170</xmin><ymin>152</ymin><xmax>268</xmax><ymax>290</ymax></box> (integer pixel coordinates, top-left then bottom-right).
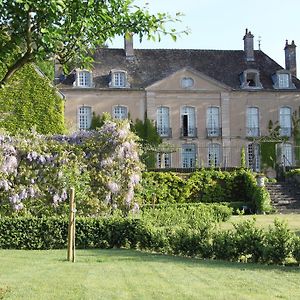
<box><xmin>265</xmin><ymin>182</ymin><xmax>300</xmax><ymax>213</ymax></box>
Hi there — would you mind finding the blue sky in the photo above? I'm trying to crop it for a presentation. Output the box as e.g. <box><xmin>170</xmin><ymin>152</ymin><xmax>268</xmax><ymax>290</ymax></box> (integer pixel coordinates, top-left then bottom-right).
<box><xmin>109</xmin><ymin>0</ymin><xmax>300</xmax><ymax>73</ymax></box>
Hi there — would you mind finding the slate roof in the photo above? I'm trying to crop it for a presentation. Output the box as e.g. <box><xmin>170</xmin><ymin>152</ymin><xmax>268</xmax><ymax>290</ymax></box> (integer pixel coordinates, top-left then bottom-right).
<box><xmin>62</xmin><ymin>48</ymin><xmax>300</xmax><ymax>90</ymax></box>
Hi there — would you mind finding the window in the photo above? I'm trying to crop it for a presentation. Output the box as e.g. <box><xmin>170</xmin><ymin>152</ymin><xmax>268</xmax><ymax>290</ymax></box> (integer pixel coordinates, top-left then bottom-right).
<box><xmin>75</xmin><ymin>70</ymin><xmax>92</xmax><ymax>87</ymax></box>
<box><xmin>247</xmin><ymin>143</ymin><xmax>260</xmax><ymax>171</ymax></box>
<box><xmin>182</xmin><ymin>144</ymin><xmax>196</xmax><ymax>168</ymax></box>
<box><xmin>277</xmin><ymin>143</ymin><xmax>293</xmax><ymax>167</ymax></box>
<box><xmin>109</xmin><ymin>70</ymin><xmax>129</xmax><ymax>88</ymax></box>
<box><xmin>208</xmin><ymin>143</ymin><xmax>221</xmax><ymax>167</ymax></box>
<box><xmin>78</xmin><ymin>106</ymin><xmax>92</xmax><ymax>130</ymax></box>
<box><xmin>240</xmin><ymin>69</ymin><xmax>262</xmax><ymax>89</ymax></box>
<box><xmin>157</xmin><ymin>153</ymin><xmax>171</xmax><ymax>168</ymax></box>
<box><xmin>157</xmin><ymin>106</ymin><xmax>171</xmax><ymax>137</ymax></box>
<box><xmin>278</xmin><ymin>74</ymin><xmax>289</xmax><ymax>88</ymax></box>
<box><xmin>272</xmin><ymin>71</ymin><xmax>295</xmax><ymax>89</ymax></box>
<box><xmin>113</xmin><ymin>105</ymin><xmax>128</xmax><ymax>120</ymax></box>
<box><xmin>279</xmin><ymin>107</ymin><xmax>292</xmax><ymax>137</ymax></box>
<box><xmin>181</xmin><ymin>77</ymin><xmax>194</xmax><ymax>88</ymax></box>
<box><xmin>206</xmin><ymin>107</ymin><xmax>220</xmax><ymax>137</ymax></box>
<box><xmin>181</xmin><ymin>106</ymin><xmax>197</xmax><ymax>138</ymax></box>
<box><xmin>113</xmin><ymin>72</ymin><xmax>125</xmax><ymax>87</ymax></box>
<box><xmin>246</xmin><ymin>107</ymin><xmax>259</xmax><ymax>137</ymax></box>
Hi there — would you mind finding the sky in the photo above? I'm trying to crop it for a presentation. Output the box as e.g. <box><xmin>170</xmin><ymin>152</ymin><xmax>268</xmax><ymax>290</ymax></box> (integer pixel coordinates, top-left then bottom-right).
<box><xmin>108</xmin><ymin>0</ymin><xmax>300</xmax><ymax>73</ymax></box>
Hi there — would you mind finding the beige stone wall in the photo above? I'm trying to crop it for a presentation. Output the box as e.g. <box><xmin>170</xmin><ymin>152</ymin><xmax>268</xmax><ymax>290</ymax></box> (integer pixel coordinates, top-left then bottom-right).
<box><xmin>61</xmin><ymin>70</ymin><xmax>300</xmax><ymax>169</ymax></box>
<box><xmin>61</xmin><ymin>88</ymin><xmax>145</xmax><ymax>131</ymax></box>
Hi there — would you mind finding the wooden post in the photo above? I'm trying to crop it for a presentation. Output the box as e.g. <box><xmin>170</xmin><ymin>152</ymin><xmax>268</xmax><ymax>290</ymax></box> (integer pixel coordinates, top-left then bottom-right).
<box><xmin>67</xmin><ymin>187</ymin><xmax>75</xmax><ymax>262</ymax></box>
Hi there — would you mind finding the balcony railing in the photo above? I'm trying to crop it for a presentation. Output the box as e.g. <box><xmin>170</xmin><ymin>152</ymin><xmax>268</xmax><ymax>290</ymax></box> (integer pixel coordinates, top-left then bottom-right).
<box><xmin>180</xmin><ymin>127</ymin><xmax>197</xmax><ymax>138</ymax></box>
<box><xmin>280</xmin><ymin>127</ymin><xmax>292</xmax><ymax>137</ymax></box>
<box><xmin>246</xmin><ymin>127</ymin><xmax>260</xmax><ymax>137</ymax></box>
<box><xmin>206</xmin><ymin>127</ymin><xmax>222</xmax><ymax>137</ymax></box>
<box><xmin>157</xmin><ymin>127</ymin><xmax>172</xmax><ymax>138</ymax></box>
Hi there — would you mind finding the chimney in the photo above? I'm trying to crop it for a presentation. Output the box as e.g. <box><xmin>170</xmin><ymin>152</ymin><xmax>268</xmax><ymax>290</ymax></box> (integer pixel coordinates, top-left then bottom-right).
<box><xmin>243</xmin><ymin>28</ymin><xmax>255</xmax><ymax>62</ymax></box>
<box><xmin>124</xmin><ymin>33</ymin><xmax>134</xmax><ymax>59</ymax></box>
<box><xmin>284</xmin><ymin>40</ymin><xmax>297</xmax><ymax>77</ymax></box>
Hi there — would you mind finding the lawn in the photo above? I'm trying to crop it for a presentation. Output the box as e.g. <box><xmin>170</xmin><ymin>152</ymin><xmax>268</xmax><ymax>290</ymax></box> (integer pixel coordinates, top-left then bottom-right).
<box><xmin>0</xmin><ymin>249</ymin><xmax>299</xmax><ymax>300</ymax></box>
<box><xmin>223</xmin><ymin>213</ymin><xmax>300</xmax><ymax>235</ymax></box>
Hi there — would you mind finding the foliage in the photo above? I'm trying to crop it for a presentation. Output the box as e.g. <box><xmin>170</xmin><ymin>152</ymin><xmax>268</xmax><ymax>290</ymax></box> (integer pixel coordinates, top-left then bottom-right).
<box><xmin>240</xmin><ymin>146</ymin><xmax>246</xmax><ymax>168</ymax></box>
<box><xmin>260</xmin><ymin>142</ymin><xmax>277</xmax><ymax>169</ymax></box>
<box><xmin>131</xmin><ymin>118</ymin><xmax>162</xmax><ymax>168</ymax></box>
<box><xmin>0</xmin><ymin>119</ymin><xmax>143</xmax><ymax>215</ymax></box>
<box><xmin>0</xmin><ymin>0</ymin><xmax>187</xmax><ymax>85</ymax></box>
<box><xmin>90</xmin><ymin>112</ymin><xmax>112</xmax><ymax>130</ymax></box>
<box><xmin>137</xmin><ymin>169</ymin><xmax>272</xmax><ymax>213</ymax></box>
<box><xmin>0</xmin><ymin>64</ymin><xmax>65</xmax><ymax>134</ymax></box>
<box><xmin>136</xmin><ymin>172</ymin><xmax>186</xmax><ymax>204</ymax></box>
<box><xmin>0</xmin><ymin>215</ymin><xmax>299</xmax><ymax>265</ymax></box>
<box><xmin>140</xmin><ymin>203</ymin><xmax>232</xmax><ymax>228</ymax></box>
<box><xmin>263</xmin><ymin>219</ymin><xmax>294</xmax><ymax>264</ymax></box>
<box><xmin>293</xmin><ymin>236</ymin><xmax>300</xmax><ymax>264</ymax></box>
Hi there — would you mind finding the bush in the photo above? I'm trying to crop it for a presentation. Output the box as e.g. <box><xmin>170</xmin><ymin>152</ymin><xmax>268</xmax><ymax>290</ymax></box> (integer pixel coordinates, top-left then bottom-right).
<box><xmin>233</xmin><ymin>218</ymin><xmax>265</xmax><ymax>263</ymax></box>
<box><xmin>263</xmin><ymin>219</ymin><xmax>295</xmax><ymax>264</ymax></box>
<box><xmin>212</xmin><ymin>230</ymin><xmax>238</xmax><ymax>261</ymax></box>
<box><xmin>292</xmin><ymin>236</ymin><xmax>300</xmax><ymax>264</ymax></box>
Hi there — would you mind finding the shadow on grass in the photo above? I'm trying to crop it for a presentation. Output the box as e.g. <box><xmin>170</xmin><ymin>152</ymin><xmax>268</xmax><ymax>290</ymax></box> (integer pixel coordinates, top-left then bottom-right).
<box><xmin>75</xmin><ymin>248</ymin><xmax>300</xmax><ymax>273</ymax></box>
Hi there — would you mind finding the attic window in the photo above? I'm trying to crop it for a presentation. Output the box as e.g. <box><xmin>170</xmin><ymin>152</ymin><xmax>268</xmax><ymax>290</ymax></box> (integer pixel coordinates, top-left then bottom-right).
<box><xmin>109</xmin><ymin>70</ymin><xmax>130</xmax><ymax>88</ymax></box>
<box><xmin>272</xmin><ymin>71</ymin><xmax>295</xmax><ymax>89</ymax></box>
<box><xmin>181</xmin><ymin>77</ymin><xmax>194</xmax><ymax>89</ymax></box>
<box><xmin>240</xmin><ymin>69</ymin><xmax>262</xmax><ymax>89</ymax></box>
<box><xmin>74</xmin><ymin>70</ymin><xmax>93</xmax><ymax>88</ymax></box>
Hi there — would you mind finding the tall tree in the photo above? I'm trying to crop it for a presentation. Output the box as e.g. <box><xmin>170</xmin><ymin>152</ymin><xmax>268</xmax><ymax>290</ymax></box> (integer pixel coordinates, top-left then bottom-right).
<box><xmin>0</xmin><ymin>0</ymin><xmax>187</xmax><ymax>86</ymax></box>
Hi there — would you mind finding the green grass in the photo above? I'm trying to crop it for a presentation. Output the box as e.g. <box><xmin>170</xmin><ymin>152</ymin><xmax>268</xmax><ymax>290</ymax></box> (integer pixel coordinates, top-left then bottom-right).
<box><xmin>223</xmin><ymin>214</ymin><xmax>300</xmax><ymax>235</ymax></box>
<box><xmin>0</xmin><ymin>249</ymin><xmax>299</xmax><ymax>299</ymax></box>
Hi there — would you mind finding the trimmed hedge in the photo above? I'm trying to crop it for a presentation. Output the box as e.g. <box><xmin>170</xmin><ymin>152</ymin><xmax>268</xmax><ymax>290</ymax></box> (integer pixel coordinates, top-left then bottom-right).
<box><xmin>0</xmin><ymin>216</ymin><xmax>299</xmax><ymax>265</ymax></box>
<box><xmin>137</xmin><ymin>169</ymin><xmax>272</xmax><ymax>213</ymax></box>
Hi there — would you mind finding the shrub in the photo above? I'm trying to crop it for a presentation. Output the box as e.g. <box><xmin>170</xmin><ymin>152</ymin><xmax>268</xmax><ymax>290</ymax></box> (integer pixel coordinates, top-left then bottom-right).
<box><xmin>263</xmin><ymin>219</ymin><xmax>295</xmax><ymax>264</ymax></box>
<box><xmin>212</xmin><ymin>230</ymin><xmax>238</xmax><ymax>261</ymax></box>
<box><xmin>292</xmin><ymin>236</ymin><xmax>300</xmax><ymax>264</ymax></box>
<box><xmin>233</xmin><ymin>218</ymin><xmax>265</xmax><ymax>263</ymax></box>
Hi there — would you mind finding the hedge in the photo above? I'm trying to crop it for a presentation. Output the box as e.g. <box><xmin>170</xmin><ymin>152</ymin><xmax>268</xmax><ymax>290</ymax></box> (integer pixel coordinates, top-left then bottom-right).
<box><xmin>0</xmin><ymin>216</ymin><xmax>299</xmax><ymax>265</ymax></box>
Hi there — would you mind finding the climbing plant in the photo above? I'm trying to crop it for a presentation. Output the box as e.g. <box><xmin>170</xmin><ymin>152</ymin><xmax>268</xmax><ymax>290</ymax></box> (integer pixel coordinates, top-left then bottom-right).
<box><xmin>0</xmin><ymin>64</ymin><xmax>65</xmax><ymax>134</ymax></box>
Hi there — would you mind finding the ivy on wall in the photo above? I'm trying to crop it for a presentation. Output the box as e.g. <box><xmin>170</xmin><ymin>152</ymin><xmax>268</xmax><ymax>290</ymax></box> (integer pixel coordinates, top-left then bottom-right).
<box><xmin>260</xmin><ymin>142</ymin><xmax>277</xmax><ymax>169</ymax></box>
<box><xmin>0</xmin><ymin>64</ymin><xmax>65</xmax><ymax>134</ymax></box>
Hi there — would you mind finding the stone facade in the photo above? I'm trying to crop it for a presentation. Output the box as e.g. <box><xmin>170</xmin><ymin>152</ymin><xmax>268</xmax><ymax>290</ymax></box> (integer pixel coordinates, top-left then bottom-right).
<box><xmin>59</xmin><ymin>29</ymin><xmax>300</xmax><ymax>171</ymax></box>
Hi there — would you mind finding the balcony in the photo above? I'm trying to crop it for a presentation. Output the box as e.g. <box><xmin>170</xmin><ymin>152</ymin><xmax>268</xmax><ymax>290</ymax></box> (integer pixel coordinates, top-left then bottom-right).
<box><xmin>246</xmin><ymin>127</ymin><xmax>260</xmax><ymax>137</ymax></box>
<box><xmin>280</xmin><ymin>127</ymin><xmax>292</xmax><ymax>137</ymax></box>
<box><xmin>206</xmin><ymin>127</ymin><xmax>222</xmax><ymax>137</ymax></box>
<box><xmin>180</xmin><ymin>127</ymin><xmax>197</xmax><ymax>138</ymax></box>
<box><xmin>157</xmin><ymin>127</ymin><xmax>172</xmax><ymax>138</ymax></box>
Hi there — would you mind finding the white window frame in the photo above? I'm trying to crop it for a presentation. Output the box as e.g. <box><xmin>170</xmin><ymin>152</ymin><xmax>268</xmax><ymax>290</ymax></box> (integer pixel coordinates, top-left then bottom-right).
<box><xmin>181</xmin><ymin>144</ymin><xmax>196</xmax><ymax>168</ymax></box>
<box><xmin>113</xmin><ymin>105</ymin><xmax>128</xmax><ymax>120</ymax></box>
<box><xmin>180</xmin><ymin>106</ymin><xmax>197</xmax><ymax>138</ymax></box>
<box><xmin>246</xmin><ymin>107</ymin><xmax>259</xmax><ymax>137</ymax></box>
<box><xmin>157</xmin><ymin>152</ymin><xmax>172</xmax><ymax>168</ymax></box>
<box><xmin>240</xmin><ymin>69</ymin><xmax>263</xmax><ymax>89</ymax></box>
<box><xmin>74</xmin><ymin>69</ymin><xmax>92</xmax><ymax>88</ymax></box>
<box><xmin>208</xmin><ymin>143</ymin><xmax>222</xmax><ymax>167</ymax></box>
<box><xmin>279</xmin><ymin>106</ymin><xmax>292</xmax><ymax>137</ymax></box>
<box><xmin>277</xmin><ymin>143</ymin><xmax>293</xmax><ymax>167</ymax></box>
<box><xmin>157</xmin><ymin>106</ymin><xmax>170</xmax><ymax>137</ymax></box>
<box><xmin>278</xmin><ymin>74</ymin><xmax>289</xmax><ymax>89</ymax></box>
<box><xmin>206</xmin><ymin>107</ymin><xmax>220</xmax><ymax>137</ymax></box>
<box><xmin>109</xmin><ymin>70</ymin><xmax>129</xmax><ymax>88</ymax></box>
<box><xmin>247</xmin><ymin>143</ymin><xmax>260</xmax><ymax>172</ymax></box>
<box><xmin>78</xmin><ymin>106</ymin><xmax>92</xmax><ymax>130</ymax></box>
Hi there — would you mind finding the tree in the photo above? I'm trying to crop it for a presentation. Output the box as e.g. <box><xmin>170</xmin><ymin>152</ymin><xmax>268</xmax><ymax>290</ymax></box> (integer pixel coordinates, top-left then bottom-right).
<box><xmin>131</xmin><ymin>118</ymin><xmax>162</xmax><ymax>168</ymax></box>
<box><xmin>0</xmin><ymin>0</ymin><xmax>187</xmax><ymax>86</ymax></box>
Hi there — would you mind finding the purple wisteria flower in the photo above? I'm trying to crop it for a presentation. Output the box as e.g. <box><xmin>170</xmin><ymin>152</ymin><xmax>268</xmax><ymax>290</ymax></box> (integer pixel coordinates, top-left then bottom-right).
<box><xmin>107</xmin><ymin>182</ymin><xmax>120</xmax><ymax>193</ymax></box>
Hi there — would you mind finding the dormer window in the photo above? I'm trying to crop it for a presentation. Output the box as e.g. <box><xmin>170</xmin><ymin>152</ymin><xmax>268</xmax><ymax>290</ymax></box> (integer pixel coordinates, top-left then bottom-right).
<box><xmin>240</xmin><ymin>69</ymin><xmax>263</xmax><ymax>89</ymax></box>
<box><xmin>109</xmin><ymin>70</ymin><xmax>130</xmax><ymax>88</ymax></box>
<box><xmin>272</xmin><ymin>71</ymin><xmax>295</xmax><ymax>89</ymax></box>
<box><xmin>74</xmin><ymin>69</ymin><xmax>93</xmax><ymax>88</ymax></box>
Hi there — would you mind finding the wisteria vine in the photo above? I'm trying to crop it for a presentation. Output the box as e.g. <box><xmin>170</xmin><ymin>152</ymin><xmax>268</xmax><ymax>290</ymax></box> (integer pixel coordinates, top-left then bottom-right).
<box><xmin>0</xmin><ymin>120</ymin><xmax>143</xmax><ymax>216</ymax></box>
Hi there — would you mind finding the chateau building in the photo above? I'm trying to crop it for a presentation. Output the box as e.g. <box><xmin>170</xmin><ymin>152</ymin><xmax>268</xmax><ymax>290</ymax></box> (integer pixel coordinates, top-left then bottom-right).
<box><xmin>59</xmin><ymin>29</ymin><xmax>300</xmax><ymax>173</ymax></box>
